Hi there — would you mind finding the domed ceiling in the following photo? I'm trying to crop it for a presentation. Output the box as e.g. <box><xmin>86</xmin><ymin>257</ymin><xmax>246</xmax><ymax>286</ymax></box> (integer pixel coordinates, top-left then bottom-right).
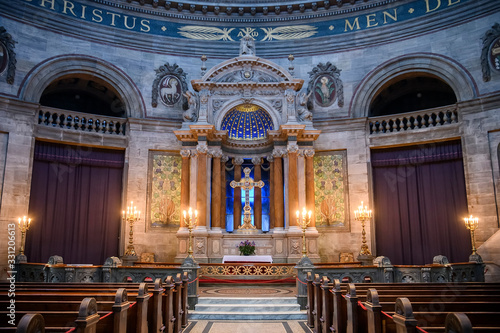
<box><xmin>220</xmin><ymin>104</ymin><xmax>274</xmax><ymax>141</ymax></box>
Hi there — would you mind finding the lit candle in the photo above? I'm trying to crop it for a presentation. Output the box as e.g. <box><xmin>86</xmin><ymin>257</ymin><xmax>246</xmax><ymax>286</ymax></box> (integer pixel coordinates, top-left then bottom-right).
<box><xmin>308</xmin><ymin>210</ymin><xmax>312</xmax><ymax>219</ymax></box>
<box><xmin>195</xmin><ymin>210</ymin><xmax>198</xmax><ymax>218</ymax></box>
<box><xmin>296</xmin><ymin>210</ymin><xmax>300</xmax><ymax>219</ymax></box>
<box><xmin>188</xmin><ymin>207</ymin><xmax>192</xmax><ymax>218</ymax></box>
<box><xmin>183</xmin><ymin>210</ymin><xmax>187</xmax><ymax>219</ymax></box>
<box><xmin>302</xmin><ymin>208</ymin><xmax>306</xmax><ymax>219</ymax></box>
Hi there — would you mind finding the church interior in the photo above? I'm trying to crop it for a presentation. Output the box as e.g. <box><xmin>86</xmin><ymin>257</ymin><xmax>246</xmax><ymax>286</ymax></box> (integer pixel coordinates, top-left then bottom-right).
<box><xmin>1</xmin><ymin>0</ymin><xmax>500</xmax><ymax>331</ymax></box>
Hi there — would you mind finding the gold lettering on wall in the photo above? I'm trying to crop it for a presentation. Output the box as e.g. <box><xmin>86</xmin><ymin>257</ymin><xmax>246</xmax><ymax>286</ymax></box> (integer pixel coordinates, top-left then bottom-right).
<box><xmin>425</xmin><ymin>0</ymin><xmax>441</xmax><ymax>12</ymax></box>
<box><xmin>81</xmin><ymin>5</ymin><xmax>87</xmax><ymax>19</ymax></box>
<box><xmin>124</xmin><ymin>16</ymin><xmax>136</xmax><ymax>30</ymax></box>
<box><xmin>63</xmin><ymin>0</ymin><xmax>77</xmax><ymax>17</ymax></box>
<box><xmin>345</xmin><ymin>17</ymin><xmax>361</xmax><ymax>31</ymax></box>
<box><xmin>383</xmin><ymin>9</ymin><xmax>398</xmax><ymax>24</ymax></box>
<box><xmin>140</xmin><ymin>19</ymin><xmax>151</xmax><ymax>32</ymax></box>
<box><xmin>107</xmin><ymin>12</ymin><xmax>121</xmax><ymax>26</ymax></box>
<box><xmin>448</xmin><ymin>0</ymin><xmax>460</xmax><ymax>5</ymax></box>
<box><xmin>92</xmin><ymin>8</ymin><xmax>103</xmax><ymax>23</ymax></box>
<box><xmin>366</xmin><ymin>14</ymin><xmax>378</xmax><ymax>28</ymax></box>
<box><xmin>40</xmin><ymin>0</ymin><xmax>56</xmax><ymax>10</ymax></box>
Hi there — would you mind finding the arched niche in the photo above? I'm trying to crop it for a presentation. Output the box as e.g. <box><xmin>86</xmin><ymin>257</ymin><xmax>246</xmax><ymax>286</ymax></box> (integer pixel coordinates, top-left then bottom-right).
<box><xmin>350</xmin><ymin>53</ymin><xmax>477</xmax><ymax>118</ymax></box>
<box><xmin>214</xmin><ymin>99</ymin><xmax>280</xmax><ymax>133</ymax></box>
<box><xmin>21</xmin><ymin>54</ymin><xmax>145</xmax><ymax>118</ymax></box>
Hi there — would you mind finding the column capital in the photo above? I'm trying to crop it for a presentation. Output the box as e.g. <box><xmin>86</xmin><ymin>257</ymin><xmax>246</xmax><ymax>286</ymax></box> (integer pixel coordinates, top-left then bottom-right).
<box><xmin>233</xmin><ymin>157</ymin><xmax>244</xmax><ymax>165</ymax></box>
<box><xmin>272</xmin><ymin>147</ymin><xmax>287</xmax><ymax>158</ymax></box>
<box><xmin>208</xmin><ymin>148</ymin><xmax>223</xmax><ymax>158</ymax></box>
<box><xmin>196</xmin><ymin>143</ymin><xmax>208</xmax><ymax>155</ymax></box>
<box><xmin>251</xmin><ymin>157</ymin><xmax>262</xmax><ymax>165</ymax></box>
<box><xmin>180</xmin><ymin>149</ymin><xmax>191</xmax><ymax>158</ymax></box>
<box><xmin>221</xmin><ymin>155</ymin><xmax>230</xmax><ymax>163</ymax></box>
<box><xmin>303</xmin><ymin>148</ymin><xmax>315</xmax><ymax>158</ymax></box>
<box><xmin>266</xmin><ymin>155</ymin><xmax>274</xmax><ymax>163</ymax></box>
<box><xmin>287</xmin><ymin>143</ymin><xmax>299</xmax><ymax>154</ymax></box>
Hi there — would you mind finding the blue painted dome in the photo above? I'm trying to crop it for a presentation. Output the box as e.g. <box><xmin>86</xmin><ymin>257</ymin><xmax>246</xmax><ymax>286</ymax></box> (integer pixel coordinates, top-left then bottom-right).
<box><xmin>221</xmin><ymin>104</ymin><xmax>274</xmax><ymax>141</ymax></box>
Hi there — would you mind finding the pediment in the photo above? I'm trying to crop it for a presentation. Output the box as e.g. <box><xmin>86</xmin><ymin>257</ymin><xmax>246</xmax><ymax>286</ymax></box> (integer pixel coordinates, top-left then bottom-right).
<box><xmin>192</xmin><ymin>56</ymin><xmax>302</xmax><ymax>90</ymax></box>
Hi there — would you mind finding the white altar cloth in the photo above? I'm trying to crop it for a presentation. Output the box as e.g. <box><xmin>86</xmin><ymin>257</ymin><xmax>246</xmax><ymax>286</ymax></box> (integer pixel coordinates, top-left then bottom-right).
<box><xmin>222</xmin><ymin>255</ymin><xmax>273</xmax><ymax>263</ymax></box>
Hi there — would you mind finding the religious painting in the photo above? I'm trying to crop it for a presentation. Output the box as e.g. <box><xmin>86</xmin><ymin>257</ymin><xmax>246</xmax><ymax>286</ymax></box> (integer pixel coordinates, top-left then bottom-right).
<box><xmin>159</xmin><ymin>75</ymin><xmax>182</xmax><ymax>106</ymax></box>
<box><xmin>313</xmin><ymin>74</ymin><xmax>336</xmax><ymax>107</ymax></box>
<box><xmin>313</xmin><ymin>150</ymin><xmax>348</xmax><ymax>228</ymax></box>
<box><xmin>147</xmin><ymin>151</ymin><xmax>182</xmax><ymax>229</ymax></box>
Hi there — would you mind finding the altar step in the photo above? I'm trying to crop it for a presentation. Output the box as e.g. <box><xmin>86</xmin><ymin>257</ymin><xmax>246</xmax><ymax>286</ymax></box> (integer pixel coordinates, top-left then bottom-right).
<box><xmin>189</xmin><ymin>297</ymin><xmax>307</xmax><ymax>320</ymax></box>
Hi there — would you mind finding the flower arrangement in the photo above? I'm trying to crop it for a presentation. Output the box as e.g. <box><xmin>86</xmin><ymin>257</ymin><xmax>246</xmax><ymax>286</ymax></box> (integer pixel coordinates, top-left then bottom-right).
<box><xmin>237</xmin><ymin>240</ymin><xmax>256</xmax><ymax>256</ymax></box>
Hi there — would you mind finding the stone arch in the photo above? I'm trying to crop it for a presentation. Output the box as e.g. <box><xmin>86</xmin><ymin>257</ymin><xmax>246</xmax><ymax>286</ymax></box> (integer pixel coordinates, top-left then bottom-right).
<box><xmin>350</xmin><ymin>53</ymin><xmax>477</xmax><ymax>118</ymax></box>
<box><xmin>21</xmin><ymin>54</ymin><xmax>145</xmax><ymax>118</ymax></box>
<box><xmin>214</xmin><ymin>98</ymin><xmax>280</xmax><ymax>132</ymax></box>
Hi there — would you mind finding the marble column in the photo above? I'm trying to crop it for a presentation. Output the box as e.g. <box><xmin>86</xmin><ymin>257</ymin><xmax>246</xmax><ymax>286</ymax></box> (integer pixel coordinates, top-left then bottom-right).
<box><xmin>288</xmin><ymin>143</ymin><xmax>299</xmax><ymax>228</ymax></box>
<box><xmin>233</xmin><ymin>157</ymin><xmax>244</xmax><ymax>231</ymax></box>
<box><xmin>220</xmin><ymin>156</ymin><xmax>228</xmax><ymax>231</ymax></box>
<box><xmin>267</xmin><ymin>156</ymin><xmax>275</xmax><ymax>230</ymax></box>
<box><xmin>304</xmin><ymin>149</ymin><xmax>316</xmax><ymax>227</ymax></box>
<box><xmin>273</xmin><ymin>149</ymin><xmax>284</xmax><ymax>229</ymax></box>
<box><xmin>252</xmin><ymin>157</ymin><xmax>263</xmax><ymax>231</ymax></box>
<box><xmin>180</xmin><ymin>149</ymin><xmax>191</xmax><ymax>228</ymax></box>
<box><xmin>211</xmin><ymin>150</ymin><xmax>222</xmax><ymax>229</ymax></box>
<box><xmin>196</xmin><ymin>145</ymin><xmax>208</xmax><ymax>227</ymax></box>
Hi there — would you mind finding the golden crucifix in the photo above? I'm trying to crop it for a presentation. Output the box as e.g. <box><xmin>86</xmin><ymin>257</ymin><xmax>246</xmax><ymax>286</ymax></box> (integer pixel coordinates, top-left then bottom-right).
<box><xmin>230</xmin><ymin>167</ymin><xmax>264</xmax><ymax>230</ymax></box>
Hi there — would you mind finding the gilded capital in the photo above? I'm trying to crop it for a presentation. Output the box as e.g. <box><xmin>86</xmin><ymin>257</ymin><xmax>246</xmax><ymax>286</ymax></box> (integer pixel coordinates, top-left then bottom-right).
<box><xmin>251</xmin><ymin>157</ymin><xmax>262</xmax><ymax>165</ymax></box>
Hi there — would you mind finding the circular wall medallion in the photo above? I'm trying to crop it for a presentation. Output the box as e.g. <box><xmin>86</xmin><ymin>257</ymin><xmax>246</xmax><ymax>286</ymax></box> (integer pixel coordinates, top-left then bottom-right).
<box><xmin>159</xmin><ymin>75</ymin><xmax>182</xmax><ymax>106</ymax></box>
<box><xmin>489</xmin><ymin>36</ymin><xmax>500</xmax><ymax>73</ymax></box>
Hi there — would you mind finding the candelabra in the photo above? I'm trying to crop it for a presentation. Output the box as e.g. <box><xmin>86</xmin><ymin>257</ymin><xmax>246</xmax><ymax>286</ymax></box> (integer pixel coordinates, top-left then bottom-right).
<box><xmin>354</xmin><ymin>201</ymin><xmax>372</xmax><ymax>256</ymax></box>
<box><xmin>18</xmin><ymin>216</ymin><xmax>31</xmax><ymax>255</ymax></box>
<box><xmin>464</xmin><ymin>215</ymin><xmax>479</xmax><ymax>256</ymax></box>
<box><xmin>183</xmin><ymin>207</ymin><xmax>198</xmax><ymax>259</ymax></box>
<box><xmin>296</xmin><ymin>208</ymin><xmax>312</xmax><ymax>257</ymax></box>
<box><xmin>122</xmin><ymin>201</ymin><xmax>140</xmax><ymax>257</ymax></box>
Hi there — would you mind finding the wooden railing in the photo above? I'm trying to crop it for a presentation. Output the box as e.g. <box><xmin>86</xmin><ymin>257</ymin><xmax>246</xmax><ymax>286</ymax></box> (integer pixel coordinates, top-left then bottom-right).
<box><xmin>37</xmin><ymin>107</ymin><xmax>127</xmax><ymax>135</ymax></box>
<box><xmin>368</xmin><ymin>105</ymin><xmax>458</xmax><ymax>135</ymax></box>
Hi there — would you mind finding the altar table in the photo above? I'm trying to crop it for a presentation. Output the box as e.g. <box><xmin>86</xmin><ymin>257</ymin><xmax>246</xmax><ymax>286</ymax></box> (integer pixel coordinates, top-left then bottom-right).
<box><xmin>222</xmin><ymin>255</ymin><xmax>273</xmax><ymax>263</ymax></box>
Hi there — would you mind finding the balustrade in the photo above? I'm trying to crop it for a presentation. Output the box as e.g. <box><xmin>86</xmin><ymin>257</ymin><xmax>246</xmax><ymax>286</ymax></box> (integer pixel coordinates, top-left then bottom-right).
<box><xmin>37</xmin><ymin>107</ymin><xmax>127</xmax><ymax>135</ymax></box>
<box><xmin>369</xmin><ymin>105</ymin><xmax>458</xmax><ymax>135</ymax></box>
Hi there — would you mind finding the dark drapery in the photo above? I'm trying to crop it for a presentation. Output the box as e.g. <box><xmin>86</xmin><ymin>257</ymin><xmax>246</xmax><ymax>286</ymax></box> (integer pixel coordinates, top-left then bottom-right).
<box><xmin>371</xmin><ymin>140</ymin><xmax>471</xmax><ymax>265</ymax></box>
<box><xmin>26</xmin><ymin>141</ymin><xmax>124</xmax><ymax>264</ymax></box>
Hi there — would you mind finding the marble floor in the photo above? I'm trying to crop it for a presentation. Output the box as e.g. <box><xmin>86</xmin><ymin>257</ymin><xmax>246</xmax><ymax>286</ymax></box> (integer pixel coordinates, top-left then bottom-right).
<box><xmin>182</xmin><ymin>320</ymin><xmax>312</xmax><ymax>333</ymax></box>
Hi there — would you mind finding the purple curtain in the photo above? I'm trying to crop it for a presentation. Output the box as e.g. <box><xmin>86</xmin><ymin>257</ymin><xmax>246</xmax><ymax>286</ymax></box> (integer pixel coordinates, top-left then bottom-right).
<box><xmin>371</xmin><ymin>140</ymin><xmax>471</xmax><ymax>265</ymax></box>
<box><xmin>26</xmin><ymin>141</ymin><xmax>124</xmax><ymax>265</ymax></box>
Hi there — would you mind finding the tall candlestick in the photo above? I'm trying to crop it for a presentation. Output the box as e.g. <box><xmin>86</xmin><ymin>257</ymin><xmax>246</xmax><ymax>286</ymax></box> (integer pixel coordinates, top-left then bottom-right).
<box><xmin>123</xmin><ymin>201</ymin><xmax>140</xmax><ymax>257</ymax></box>
<box><xmin>297</xmin><ymin>207</ymin><xmax>311</xmax><ymax>257</ymax></box>
<box><xmin>18</xmin><ymin>216</ymin><xmax>32</xmax><ymax>255</ymax></box>
<box><xmin>183</xmin><ymin>207</ymin><xmax>197</xmax><ymax>259</ymax></box>
<box><xmin>354</xmin><ymin>201</ymin><xmax>372</xmax><ymax>256</ymax></box>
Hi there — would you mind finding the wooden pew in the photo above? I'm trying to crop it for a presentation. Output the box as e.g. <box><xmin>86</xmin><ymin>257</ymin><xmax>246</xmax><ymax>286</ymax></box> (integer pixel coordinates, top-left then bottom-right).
<box><xmin>306</xmin><ymin>280</ymin><xmax>500</xmax><ymax>333</ymax></box>
<box><xmin>0</xmin><ymin>280</ymin><xmax>183</xmax><ymax>333</ymax></box>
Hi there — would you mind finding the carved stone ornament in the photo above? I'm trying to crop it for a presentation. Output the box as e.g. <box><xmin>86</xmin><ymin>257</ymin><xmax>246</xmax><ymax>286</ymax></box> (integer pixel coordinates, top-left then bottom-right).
<box><xmin>0</xmin><ymin>27</ymin><xmax>16</xmax><ymax>85</ymax></box>
<box><xmin>151</xmin><ymin>63</ymin><xmax>188</xmax><ymax>108</ymax></box>
<box><xmin>307</xmin><ymin>62</ymin><xmax>344</xmax><ymax>108</ymax></box>
<box><xmin>183</xmin><ymin>90</ymin><xmax>199</xmax><ymax>122</ymax></box>
<box><xmin>481</xmin><ymin>23</ymin><xmax>500</xmax><ymax>82</ymax></box>
<box><xmin>251</xmin><ymin>157</ymin><xmax>262</xmax><ymax>165</ymax></box>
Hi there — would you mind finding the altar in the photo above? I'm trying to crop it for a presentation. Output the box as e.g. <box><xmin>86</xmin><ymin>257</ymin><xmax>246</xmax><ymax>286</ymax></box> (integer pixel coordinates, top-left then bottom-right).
<box><xmin>222</xmin><ymin>255</ymin><xmax>273</xmax><ymax>263</ymax></box>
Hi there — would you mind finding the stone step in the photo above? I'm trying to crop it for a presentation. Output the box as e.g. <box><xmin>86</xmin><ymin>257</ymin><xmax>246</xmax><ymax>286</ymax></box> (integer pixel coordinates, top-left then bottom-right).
<box><xmin>189</xmin><ymin>311</ymin><xmax>308</xmax><ymax>320</ymax></box>
<box><xmin>190</xmin><ymin>297</ymin><xmax>307</xmax><ymax>320</ymax></box>
<box><xmin>194</xmin><ymin>303</ymin><xmax>301</xmax><ymax>313</ymax></box>
<box><xmin>195</xmin><ymin>297</ymin><xmax>298</xmax><ymax>305</ymax></box>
